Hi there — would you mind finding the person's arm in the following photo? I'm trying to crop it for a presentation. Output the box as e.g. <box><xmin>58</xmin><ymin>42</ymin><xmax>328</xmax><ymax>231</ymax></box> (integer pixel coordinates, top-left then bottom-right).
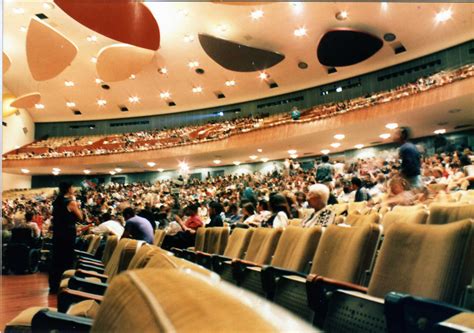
<box><xmin>68</xmin><ymin>200</ymin><xmax>83</xmax><ymax>221</ymax></box>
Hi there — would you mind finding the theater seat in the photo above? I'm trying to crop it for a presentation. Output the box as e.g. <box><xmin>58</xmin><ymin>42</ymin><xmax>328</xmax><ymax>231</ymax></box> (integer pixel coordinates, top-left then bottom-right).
<box><xmin>211</xmin><ymin>227</ymin><xmax>254</xmax><ymax>273</ymax></box>
<box><xmin>381</xmin><ymin>210</ymin><xmax>428</xmax><ymax>232</ymax></box>
<box><xmin>344</xmin><ymin>212</ymin><xmax>380</xmax><ymax>226</ymax></box>
<box><xmin>152</xmin><ymin>229</ymin><xmax>166</xmax><ymax>247</ymax></box>
<box><xmin>392</xmin><ymin>204</ymin><xmax>426</xmax><ymax>212</ymax></box>
<box><xmin>5</xmin><ymin>228</ymin><xmax>41</xmax><ymax>274</ymax></box>
<box><xmin>195</xmin><ymin>227</ymin><xmax>229</xmax><ymax>268</ymax></box>
<box><xmin>427</xmin><ymin>203</ymin><xmax>474</xmax><ymax>225</ymax></box>
<box><xmin>173</xmin><ymin>227</ymin><xmax>207</xmax><ymax>260</ymax></box>
<box><xmin>74</xmin><ymin>234</ymin><xmax>102</xmax><ymax>260</ymax></box>
<box><xmin>435</xmin><ymin>312</ymin><xmax>474</xmax><ymax>332</ymax></box>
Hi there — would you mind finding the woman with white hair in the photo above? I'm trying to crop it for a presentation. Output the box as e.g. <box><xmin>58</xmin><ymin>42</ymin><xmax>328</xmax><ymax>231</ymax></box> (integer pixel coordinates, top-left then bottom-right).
<box><xmin>301</xmin><ymin>184</ymin><xmax>335</xmax><ymax>228</ymax></box>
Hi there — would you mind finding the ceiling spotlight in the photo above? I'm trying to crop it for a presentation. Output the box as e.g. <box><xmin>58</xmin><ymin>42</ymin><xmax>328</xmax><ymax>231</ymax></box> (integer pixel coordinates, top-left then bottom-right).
<box><xmin>233</xmin><ymin>161</ymin><xmax>241</xmax><ymax>166</ymax></box>
<box><xmin>83</xmin><ymin>169</ymin><xmax>91</xmax><ymax>174</ymax></box>
<box><xmin>52</xmin><ymin>168</ymin><xmax>61</xmax><ymax>172</ymax></box>
<box><xmin>35</xmin><ymin>103</ymin><xmax>45</xmax><ymax>109</ymax></box>
<box><xmin>147</xmin><ymin>162</ymin><xmax>156</xmax><ymax>167</ymax></box>
<box><xmin>64</xmin><ymin>80</ymin><xmax>75</xmax><ymax>87</ymax></box>
<box><xmin>259</xmin><ymin>72</ymin><xmax>269</xmax><ymax>80</ymax></box>
<box><xmin>21</xmin><ymin>168</ymin><xmax>30</xmax><ymax>174</ymax></box>
<box><xmin>52</xmin><ymin>170</ymin><xmax>60</xmax><ymax>175</ymax></box>
<box><xmin>355</xmin><ymin>144</ymin><xmax>364</xmax><ymax>149</ymax></box>
<box><xmin>114</xmin><ymin>168</ymin><xmax>122</xmax><ymax>173</ymax></box>
<box><xmin>379</xmin><ymin>133</ymin><xmax>391</xmax><ymax>139</ymax></box>
<box><xmin>109</xmin><ymin>171</ymin><xmax>116</xmax><ymax>175</ymax></box>
<box><xmin>225</xmin><ymin>80</ymin><xmax>236</xmax><ymax>87</ymax></box>
<box><xmin>381</xmin><ymin>2</ymin><xmax>388</xmax><ymax>11</ymax></box>
<box><xmin>86</xmin><ymin>35</ymin><xmax>98</xmax><ymax>42</ymax></box>
<box><xmin>335</xmin><ymin>11</ymin><xmax>349</xmax><ymax>20</ymax></box>
<box><xmin>183</xmin><ymin>34</ymin><xmax>195</xmax><ymax>43</ymax></box>
<box><xmin>128</xmin><ymin>96</ymin><xmax>140</xmax><ymax>103</ymax></box>
<box><xmin>434</xmin><ymin>129</ymin><xmax>446</xmax><ymax>135</ymax></box>
<box><xmin>213</xmin><ymin>159</ymin><xmax>221</xmax><ymax>164</ymax></box>
<box><xmin>158</xmin><ymin>67</ymin><xmax>168</xmax><ymax>75</ymax></box>
<box><xmin>385</xmin><ymin>123</ymin><xmax>399</xmax><ymax>130</ymax></box>
<box><xmin>129</xmin><ymin>74</ymin><xmax>136</xmax><ymax>80</ymax></box>
<box><xmin>66</xmin><ymin>102</ymin><xmax>76</xmax><ymax>108</ymax></box>
<box><xmin>293</xmin><ymin>27</ymin><xmax>307</xmax><ymax>37</ymax></box>
<box><xmin>321</xmin><ymin>149</ymin><xmax>330</xmax><ymax>155</ymax></box>
<box><xmin>336</xmin><ymin>87</ymin><xmax>343</xmax><ymax>93</ymax></box>
<box><xmin>43</xmin><ymin>2</ymin><xmax>55</xmax><ymax>10</ymax></box>
<box><xmin>188</xmin><ymin>61</ymin><xmax>199</xmax><ymax>68</ymax></box>
<box><xmin>13</xmin><ymin>7</ymin><xmax>25</xmax><ymax>14</ymax></box>
<box><xmin>290</xmin><ymin>154</ymin><xmax>298</xmax><ymax>159</ymax></box>
<box><xmin>216</xmin><ymin>24</ymin><xmax>228</xmax><ymax>33</ymax></box>
<box><xmin>250</xmin><ymin>9</ymin><xmax>264</xmax><ymax>20</ymax></box>
<box><xmin>19</xmin><ymin>26</ymin><xmax>27</xmax><ymax>32</ymax></box>
<box><xmin>435</xmin><ymin>9</ymin><xmax>452</xmax><ymax>23</ymax></box>
<box><xmin>261</xmin><ymin>157</ymin><xmax>269</xmax><ymax>163</ymax></box>
<box><xmin>330</xmin><ymin>142</ymin><xmax>341</xmax><ymax>148</ymax></box>
<box><xmin>90</xmin><ymin>57</ymin><xmax>97</xmax><ymax>63</ymax></box>
<box><xmin>179</xmin><ymin>161</ymin><xmax>189</xmax><ymax>171</ymax></box>
<box><xmin>290</xmin><ymin>2</ymin><xmax>303</xmax><ymax>11</ymax></box>
<box><xmin>288</xmin><ymin>149</ymin><xmax>297</xmax><ymax>155</ymax></box>
<box><xmin>249</xmin><ymin>155</ymin><xmax>258</xmax><ymax>160</ymax></box>
<box><xmin>257</xmin><ymin>148</ymin><xmax>263</xmax><ymax>153</ymax></box>
<box><xmin>97</xmin><ymin>99</ymin><xmax>107</xmax><ymax>106</ymax></box>
<box><xmin>334</xmin><ymin>134</ymin><xmax>345</xmax><ymax>140</ymax></box>
<box><xmin>192</xmin><ymin>86</ymin><xmax>203</xmax><ymax>93</ymax></box>
<box><xmin>160</xmin><ymin>91</ymin><xmax>171</xmax><ymax>99</ymax></box>
<box><xmin>157</xmin><ymin>168</ymin><xmax>164</xmax><ymax>172</ymax></box>
<box><xmin>95</xmin><ymin>78</ymin><xmax>102</xmax><ymax>84</ymax></box>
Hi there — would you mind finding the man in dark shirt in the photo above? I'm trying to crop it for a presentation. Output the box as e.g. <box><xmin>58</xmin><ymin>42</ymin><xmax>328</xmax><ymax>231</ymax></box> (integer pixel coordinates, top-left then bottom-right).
<box><xmin>395</xmin><ymin>127</ymin><xmax>423</xmax><ymax>189</ymax></box>
<box><xmin>122</xmin><ymin>207</ymin><xmax>154</xmax><ymax>244</ymax></box>
<box><xmin>316</xmin><ymin>155</ymin><xmax>334</xmax><ymax>183</ymax></box>
<box><xmin>351</xmin><ymin>177</ymin><xmax>371</xmax><ymax>202</ymax></box>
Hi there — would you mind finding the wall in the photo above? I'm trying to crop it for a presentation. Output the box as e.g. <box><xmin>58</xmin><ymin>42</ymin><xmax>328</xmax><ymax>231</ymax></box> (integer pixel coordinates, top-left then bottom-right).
<box><xmin>2</xmin><ymin>87</ymin><xmax>36</xmax><ymax>190</ymax></box>
<box><xmin>34</xmin><ymin>41</ymin><xmax>474</xmax><ymax>138</ymax></box>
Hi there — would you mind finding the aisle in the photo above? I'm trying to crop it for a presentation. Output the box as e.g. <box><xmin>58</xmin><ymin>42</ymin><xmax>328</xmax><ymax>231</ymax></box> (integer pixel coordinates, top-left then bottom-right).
<box><xmin>0</xmin><ymin>273</ymin><xmax>57</xmax><ymax>328</ymax></box>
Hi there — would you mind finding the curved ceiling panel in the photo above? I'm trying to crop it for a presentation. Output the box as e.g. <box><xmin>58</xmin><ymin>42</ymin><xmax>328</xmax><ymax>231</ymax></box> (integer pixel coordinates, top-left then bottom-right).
<box><xmin>10</xmin><ymin>92</ymin><xmax>41</xmax><ymax>109</ymax></box>
<box><xmin>199</xmin><ymin>34</ymin><xmax>285</xmax><ymax>72</ymax></box>
<box><xmin>26</xmin><ymin>18</ymin><xmax>78</xmax><ymax>81</ymax></box>
<box><xmin>96</xmin><ymin>44</ymin><xmax>155</xmax><ymax>82</ymax></box>
<box><xmin>3</xmin><ymin>93</ymin><xmax>17</xmax><ymax>118</ymax></box>
<box><xmin>54</xmin><ymin>0</ymin><xmax>160</xmax><ymax>51</ymax></box>
<box><xmin>317</xmin><ymin>29</ymin><xmax>383</xmax><ymax>67</ymax></box>
<box><xmin>3</xmin><ymin>52</ymin><xmax>11</xmax><ymax>74</ymax></box>
<box><xmin>212</xmin><ymin>1</ymin><xmax>273</xmax><ymax>5</ymax></box>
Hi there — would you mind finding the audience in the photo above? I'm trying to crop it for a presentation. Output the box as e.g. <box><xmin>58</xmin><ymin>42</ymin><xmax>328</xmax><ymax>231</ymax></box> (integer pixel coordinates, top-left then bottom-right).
<box><xmin>122</xmin><ymin>207</ymin><xmax>154</xmax><ymax>244</ymax></box>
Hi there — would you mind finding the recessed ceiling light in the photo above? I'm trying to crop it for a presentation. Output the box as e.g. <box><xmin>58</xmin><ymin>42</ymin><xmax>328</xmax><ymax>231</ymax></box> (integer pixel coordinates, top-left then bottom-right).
<box><xmin>330</xmin><ymin>142</ymin><xmax>341</xmax><ymax>148</ymax></box>
<box><xmin>225</xmin><ymin>80</ymin><xmax>236</xmax><ymax>87</ymax></box>
<box><xmin>109</xmin><ymin>171</ymin><xmax>116</xmax><ymax>175</ymax></box>
<box><xmin>90</xmin><ymin>57</ymin><xmax>97</xmax><ymax>63</ymax></box>
<box><xmin>21</xmin><ymin>168</ymin><xmax>30</xmax><ymax>174</ymax></box>
<box><xmin>19</xmin><ymin>26</ymin><xmax>27</xmax><ymax>32</ymax></box>
<box><xmin>35</xmin><ymin>103</ymin><xmax>45</xmax><ymax>109</ymax></box>
<box><xmin>83</xmin><ymin>169</ymin><xmax>91</xmax><ymax>174</ymax></box>
<box><xmin>381</xmin><ymin>2</ymin><xmax>388</xmax><ymax>11</ymax></box>
<box><xmin>336</xmin><ymin>87</ymin><xmax>343</xmax><ymax>93</ymax></box>
<box><xmin>213</xmin><ymin>159</ymin><xmax>221</xmax><ymax>164</ymax></box>
<box><xmin>290</xmin><ymin>2</ymin><xmax>303</xmax><ymax>11</ymax></box>
<box><xmin>183</xmin><ymin>34</ymin><xmax>195</xmax><ymax>43</ymax></box>
<box><xmin>216</xmin><ymin>24</ymin><xmax>228</xmax><ymax>33</ymax></box>
<box><xmin>43</xmin><ymin>2</ymin><xmax>55</xmax><ymax>10</ymax></box>
<box><xmin>177</xmin><ymin>8</ymin><xmax>189</xmax><ymax>17</ymax></box>
<box><xmin>158</xmin><ymin>67</ymin><xmax>168</xmax><ymax>75</ymax></box>
<box><xmin>87</xmin><ymin>141</ymin><xmax>93</xmax><ymax>145</ymax></box>
<box><xmin>13</xmin><ymin>7</ymin><xmax>25</xmax><ymax>14</ymax></box>
<box><xmin>250</xmin><ymin>9</ymin><xmax>264</xmax><ymax>20</ymax></box>
<box><xmin>160</xmin><ymin>91</ymin><xmax>171</xmax><ymax>99</ymax></box>
<box><xmin>257</xmin><ymin>148</ymin><xmax>263</xmax><ymax>153</ymax></box>
<box><xmin>52</xmin><ymin>168</ymin><xmax>61</xmax><ymax>172</ymax></box>
<box><xmin>64</xmin><ymin>80</ymin><xmax>74</xmax><ymax>87</ymax></box>
<box><xmin>97</xmin><ymin>99</ymin><xmax>107</xmax><ymax>106</ymax></box>
<box><xmin>233</xmin><ymin>161</ymin><xmax>241</xmax><ymax>166</ymax></box>
<box><xmin>249</xmin><ymin>155</ymin><xmax>258</xmax><ymax>160</ymax></box>
<box><xmin>321</xmin><ymin>149</ymin><xmax>330</xmax><ymax>155</ymax></box>
<box><xmin>335</xmin><ymin>10</ymin><xmax>349</xmax><ymax>20</ymax></box>
<box><xmin>261</xmin><ymin>157</ymin><xmax>269</xmax><ymax>163</ymax></box>
<box><xmin>288</xmin><ymin>149</ymin><xmax>297</xmax><ymax>154</ymax></box>
<box><xmin>259</xmin><ymin>72</ymin><xmax>269</xmax><ymax>80</ymax></box>
<box><xmin>147</xmin><ymin>162</ymin><xmax>156</xmax><ymax>167</ymax></box>
<box><xmin>178</xmin><ymin>161</ymin><xmax>189</xmax><ymax>171</ymax></box>
<box><xmin>192</xmin><ymin>86</ymin><xmax>203</xmax><ymax>93</ymax></box>
<box><xmin>385</xmin><ymin>123</ymin><xmax>398</xmax><ymax>130</ymax></box>
<box><xmin>52</xmin><ymin>170</ymin><xmax>60</xmax><ymax>175</ymax></box>
<box><xmin>114</xmin><ymin>168</ymin><xmax>122</xmax><ymax>173</ymax></box>
<box><xmin>379</xmin><ymin>133</ymin><xmax>391</xmax><ymax>139</ymax></box>
<box><xmin>95</xmin><ymin>78</ymin><xmax>102</xmax><ymax>84</ymax></box>
<box><xmin>86</xmin><ymin>35</ymin><xmax>98</xmax><ymax>42</ymax></box>
<box><xmin>435</xmin><ymin>9</ymin><xmax>452</xmax><ymax>23</ymax></box>
<box><xmin>129</xmin><ymin>74</ymin><xmax>136</xmax><ymax>80</ymax></box>
<box><xmin>290</xmin><ymin>154</ymin><xmax>298</xmax><ymax>159</ymax></box>
<box><xmin>157</xmin><ymin>168</ymin><xmax>164</xmax><ymax>172</ymax></box>
<box><xmin>434</xmin><ymin>129</ymin><xmax>446</xmax><ymax>134</ymax></box>
<box><xmin>293</xmin><ymin>27</ymin><xmax>307</xmax><ymax>37</ymax></box>
<box><xmin>128</xmin><ymin>96</ymin><xmax>140</xmax><ymax>103</ymax></box>
<box><xmin>188</xmin><ymin>61</ymin><xmax>199</xmax><ymax>68</ymax></box>
<box><xmin>66</xmin><ymin>102</ymin><xmax>76</xmax><ymax>108</ymax></box>
<box><xmin>334</xmin><ymin>134</ymin><xmax>345</xmax><ymax>140</ymax></box>
<box><xmin>355</xmin><ymin>144</ymin><xmax>364</xmax><ymax>149</ymax></box>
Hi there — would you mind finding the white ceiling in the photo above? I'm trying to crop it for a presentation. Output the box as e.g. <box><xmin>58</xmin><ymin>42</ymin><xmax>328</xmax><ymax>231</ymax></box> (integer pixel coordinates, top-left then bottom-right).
<box><xmin>3</xmin><ymin>1</ymin><xmax>474</xmax><ymax>123</ymax></box>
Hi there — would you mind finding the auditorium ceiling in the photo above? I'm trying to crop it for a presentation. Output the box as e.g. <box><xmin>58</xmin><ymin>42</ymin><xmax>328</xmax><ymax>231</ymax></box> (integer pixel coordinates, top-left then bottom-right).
<box><xmin>3</xmin><ymin>1</ymin><xmax>473</xmax><ymax>123</ymax></box>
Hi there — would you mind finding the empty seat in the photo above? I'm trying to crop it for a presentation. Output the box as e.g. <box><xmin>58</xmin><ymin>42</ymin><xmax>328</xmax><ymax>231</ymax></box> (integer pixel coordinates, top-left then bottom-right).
<box><xmin>381</xmin><ymin>210</ymin><xmax>428</xmax><ymax>232</ymax></box>
<box><xmin>427</xmin><ymin>203</ymin><xmax>474</xmax><ymax>225</ymax></box>
<box><xmin>152</xmin><ymin>229</ymin><xmax>166</xmax><ymax>247</ymax></box>
<box><xmin>392</xmin><ymin>204</ymin><xmax>426</xmax><ymax>212</ymax></box>
<box><xmin>344</xmin><ymin>212</ymin><xmax>380</xmax><ymax>226</ymax></box>
<box><xmin>348</xmin><ymin>201</ymin><xmax>367</xmax><ymax>214</ymax></box>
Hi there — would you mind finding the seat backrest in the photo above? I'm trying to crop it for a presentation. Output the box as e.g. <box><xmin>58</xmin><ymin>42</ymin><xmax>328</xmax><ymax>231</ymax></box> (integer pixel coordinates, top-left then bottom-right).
<box><xmin>381</xmin><ymin>210</ymin><xmax>428</xmax><ymax>232</ymax></box>
<box><xmin>223</xmin><ymin>228</ymin><xmax>254</xmax><ymax>259</ymax></box>
<box><xmin>104</xmin><ymin>238</ymin><xmax>131</xmax><ymax>276</ymax></box>
<box><xmin>87</xmin><ymin>234</ymin><xmax>102</xmax><ymax>255</ymax></box>
<box><xmin>153</xmin><ymin>230</ymin><xmax>166</xmax><ymax>247</ymax></box>
<box><xmin>203</xmin><ymin>227</ymin><xmax>229</xmax><ymax>255</ymax></box>
<box><xmin>92</xmin><ymin>269</ymin><xmax>311</xmax><ymax>333</ymax></box>
<box><xmin>127</xmin><ymin>244</ymin><xmax>155</xmax><ymax>270</ymax></box>
<box><xmin>311</xmin><ymin>224</ymin><xmax>381</xmax><ymax>285</ymax></box>
<box><xmin>289</xmin><ymin>219</ymin><xmax>302</xmax><ymax>227</ymax></box>
<box><xmin>244</xmin><ymin>228</ymin><xmax>283</xmax><ymax>265</ymax></box>
<box><xmin>331</xmin><ymin>203</ymin><xmax>348</xmax><ymax>216</ymax></box>
<box><xmin>348</xmin><ymin>201</ymin><xmax>367</xmax><ymax>214</ymax></box>
<box><xmin>101</xmin><ymin>235</ymin><xmax>119</xmax><ymax>266</ymax></box>
<box><xmin>427</xmin><ymin>203</ymin><xmax>474</xmax><ymax>225</ymax></box>
<box><xmin>392</xmin><ymin>204</ymin><xmax>425</xmax><ymax>212</ymax></box>
<box><xmin>345</xmin><ymin>212</ymin><xmax>380</xmax><ymax>227</ymax></box>
<box><xmin>194</xmin><ymin>228</ymin><xmax>207</xmax><ymax>251</ymax></box>
<box><xmin>368</xmin><ymin>219</ymin><xmax>474</xmax><ymax>304</ymax></box>
<box><xmin>271</xmin><ymin>226</ymin><xmax>323</xmax><ymax>272</ymax></box>
<box><xmin>116</xmin><ymin>240</ymin><xmax>143</xmax><ymax>276</ymax></box>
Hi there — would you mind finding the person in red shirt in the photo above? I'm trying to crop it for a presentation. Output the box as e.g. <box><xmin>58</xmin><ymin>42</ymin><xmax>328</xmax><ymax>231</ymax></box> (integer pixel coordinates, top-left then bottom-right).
<box><xmin>162</xmin><ymin>204</ymin><xmax>203</xmax><ymax>249</ymax></box>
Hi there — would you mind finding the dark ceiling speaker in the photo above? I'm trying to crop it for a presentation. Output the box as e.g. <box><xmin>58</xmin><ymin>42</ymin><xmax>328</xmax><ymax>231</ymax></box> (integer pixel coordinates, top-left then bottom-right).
<box><xmin>383</xmin><ymin>33</ymin><xmax>397</xmax><ymax>42</ymax></box>
<box><xmin>101</xmin><ymin>83</ymin><xmax>110</xmax><ymax>90</ymax></box>
<box><xmin>195</xmin><ymin>68</ymin><xmax>205</xmax><ymax>75</ymax></box>
<box><xmin>167</xmin><ymin>101</ymin><xmax>176</xmax><ymax>107</ymax></box>
<box><xmin>317</xmin><ymin>29</ymin><xmax>383</xmax><ymax>67</ymax></box>
<box><xmin>298</xmin><ymin>61</ymin><xmax>308</xmax><ymax>69</ymax></box>
<box><xmin>73</xmin><ymin>110</ymin><xmax>82</xmax><ymax>115</ymax></box>
<box><xmin>199</xmin><ymin>33</ymin><xmax>285</xmax><ymax>72</ymax></box>
<box><xmin>119</xmin><ymin>105</ymin><xmax>128</xmax><ymax>112</ymax></box>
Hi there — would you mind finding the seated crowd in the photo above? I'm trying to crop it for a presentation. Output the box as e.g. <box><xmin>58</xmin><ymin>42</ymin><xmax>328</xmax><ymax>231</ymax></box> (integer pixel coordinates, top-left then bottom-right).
<box><xmin>3</xmin><ymin>64</ymin><xmax>473</xmax><ymax>161</ymax></box>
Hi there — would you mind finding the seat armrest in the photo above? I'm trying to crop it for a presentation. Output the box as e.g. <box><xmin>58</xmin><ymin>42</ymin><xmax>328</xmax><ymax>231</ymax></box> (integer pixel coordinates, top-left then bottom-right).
<box><xmin>210</xmin><ymin>254</ymin><xmax>232</xmax><ymax>272</ymax></box>
<box><xmin>76</xmin><ymin>263</ymin><xmax>105</xmax><ymax>274</ymax></box>
<box><xmin>57</xmin><ymin>288</ymin><xmax>104</xmax><ymax>313</ymax></box>
<box><xmin>67</xmin><ymin>276</ymin><xmax>109</xmax><ymax>295</ymax></box>
<box><xmin>261</xmin><ymin>265</ymin><xmax>307</xmax><ymax>298</ymax></box>
<box><xmin>231</xmin><ymin>259</ymin><xmax>261</xmax><ymax>283</ymax></box>
<box><xmin>306</xmin><ymin>275</ymin><xmax>368</xmax><ymax>328</ymax></box>
<box><xmin>170</xmin><ymin>247</ymin><xmax>184</xmax><ymax>258</ymax></box>
<box><xmin>74</xmin><ymin>250</ymin><xmax>95</xmax><ymax>258</ymax></box>
<box><xmin>195</xmin><ymin>251</ymin><xmax>213</xmax><ymax>269</ymax></box>
<box><xmin>78</xmin><ymin>258</ymin><xmax>104</xmax><ymax>267</ymax></box>
<box><xmin>75</xmin><ymin>269</ymin><xmax>108</xmax><ymax>282</ymax></box>
<box><xmin>384</xmin><ymin>292</ymin><xmax>466</xmax><ymax>333</ymax></box>
<box><xmin>32</xmin><ymin>308</ymin><xmax>93</xmax><ymax>332</ymax></box>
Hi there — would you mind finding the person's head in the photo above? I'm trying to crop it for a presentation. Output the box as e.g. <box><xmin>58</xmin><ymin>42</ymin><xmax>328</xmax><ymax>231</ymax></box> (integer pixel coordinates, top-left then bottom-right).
<box><xmin>186</xmin><ymin>204</ymin><xmax>198</xmax><ymax>216</ymax></box>
<box><xmin>122</xmin><ymin>207</ymin><xmax>135</xmax><ymax>220</ymax></box>
<box><xmin>228</xmin><ymin>203</ymin><xmax>238</xmax><ymax>215</ymax></box>
<box><xmin>394</xmin><ymin>126</ymin><xmax>411</xmax><ymax>143</ymax></box>
<box><xmin>307</xmin><ymin>184</ymin><xmax>330</xmax><ymax>211</ymax></box>
<box><xmin>321</xmin><ymin>155</ymin><xmax>330</xmax><ymax>163</ymax></box>
<box><xmin>257</xmin><ymin>199</ymin><xmax>269</xmax><ymax>212</ymax></box>
<box><xmin>58</xmin><ymin>182</ymin><xmax>74</xmax><ymax>196</ymax></box>
<box><xmin>388</xmin><ymin>176</ymin><xmax>410</xmax><ymax>195</ymax></box>
<box><xmin>101</xmin><ymin>212</ymin><xmax>112</xmax><ymax>223</ymax></box>
<box><xmin>295</xmin><ymin>191</ymin><xmax>306</xmax><ymax>205</ymax></box>
<box><xmin>242</xmin><ymin>203</ymin><xmax>256</xmax><ymax>217</ymax></box>
<box><xmin>25</xmin><ymin>211</ymin><xmax>34</xmax><ymax>222</ymax></box>
<box><xmin>351</xmin><ymin>177</ymin><xmax>362</xmax><ymax>190</ymax></box>
<box><xmin>269</xmin><ymin>193</ymin><xmax>290</xmax><ymax>215</ymax></box>
<box><xmin>209</xmin><ymin>201</ymin><xmax>224</xmax><ymax>217</ymax></box>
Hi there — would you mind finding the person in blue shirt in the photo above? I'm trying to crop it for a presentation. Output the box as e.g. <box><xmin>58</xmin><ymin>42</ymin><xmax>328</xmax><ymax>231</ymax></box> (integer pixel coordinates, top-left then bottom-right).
<box><xmin>122</xmin><ymin>207</ymin><xmax>154</xmax><ymax>244</ymax></box>
<box><xmin>395</xmin><ymin>127</ymin><xmax>423</xmax><ymax>190</ymax></box>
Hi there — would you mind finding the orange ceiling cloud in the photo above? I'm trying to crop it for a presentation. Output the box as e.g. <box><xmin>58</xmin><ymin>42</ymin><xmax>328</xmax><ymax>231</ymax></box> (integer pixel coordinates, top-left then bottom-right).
<box><xmin>10</xmin><ymin>92</ymin><xmax>41</xmax><ymax>109</ymax></box>
<box><xmin>26</xmin><ymin>18</ymin><xmax>78</xmax><ymax>81</ymax></box>
<box><xmin>3</xmin><ymin>52</ymin><xmax>11</xmax><ymax>74</ymax></box>
<box><xmin>54</xmin><ymin>0</ymin><xmax>160</xmax><ymax>51</ymax></box>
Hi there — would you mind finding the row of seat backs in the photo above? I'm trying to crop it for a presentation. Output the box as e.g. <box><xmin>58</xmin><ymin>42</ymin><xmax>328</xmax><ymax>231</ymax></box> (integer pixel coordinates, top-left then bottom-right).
<box><xmin>152</xmin><ymin>230</ymin><xmax>166</xmax><ymax>247</ymax></box>
<box><xmin>85</xmin><ymin>235</ymin><xmax>102</xmax><ymax>255</ymax></box>
<box><xmin>100</xmin><ymin>235</ymin><xmax>119</xmax><ymax>267</ymax></box>
<box><xmin>194</xmin><ymin>227</ymin><xmax>229</xmax><ymax>255</ymax></box>
<box><xmin>103</xmin><ymin>239</ymin><xmax>144</xmax><ymax>282</ymax></box>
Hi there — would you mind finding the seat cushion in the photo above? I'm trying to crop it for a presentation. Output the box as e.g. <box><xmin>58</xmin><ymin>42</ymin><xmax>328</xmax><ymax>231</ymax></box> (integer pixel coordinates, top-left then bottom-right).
<box><xmin>66</xmin><ymin>300</ymin><xmax>100</xmax><ymax>319</ymax></box>
<box><xmin>61</xmin><ymin>269</ymin><xmax>76</xmax><ymax>280</ymax></box>
<box><xmin>6</xmin><ymin>306</ymin><xmax>57</xmax><ymax>328</ymax></box>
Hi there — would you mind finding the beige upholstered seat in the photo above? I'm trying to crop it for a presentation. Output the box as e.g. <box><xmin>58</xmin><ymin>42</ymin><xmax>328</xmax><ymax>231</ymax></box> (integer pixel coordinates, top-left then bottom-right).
<box><xmin>441</xmin><ymin>312</ymin><xmax>474</xmax><ymax>330</ymax></box>
<box><xmin>244</xmin><ymin>228</ymin><xmax>283</xmax><ymax>265</ymax></box>
<box><xmin>392</xmin><ymin>204</ymin><xmax>425</xmax><ymax>212</ymax></box>
<box><xmin>152</xmin><ymin>229</ymin><xmax>166</xmax><ymax>247</ymax></box>
<box><xmin>345</xmin><ymin>212</ymin><xmax>380</xmax><ymax>227</ymax></box>
<box><xmin>330</xmin><ymin>203</ymin><xmax>348</xmax><ymax>216</ymax></box>
<box><xmin>192</xmin><ymin>227</ymin><xmax>207</xmax><ymax>251</ymax></box>
<box><xmin>86</xmin><ymin>234</ymin><xmax>102</xmax><ymax>255</ymax></box>
<box><xmin>427</xmin><ymin>203</ymin><xmax>474</xmax><ymax>225</ymax></box>
<box><xmin>222</xmin><ymin>228</ymin><xmax>254</xmax><ymax>259</ymax></box>
<box><xmin>202</xmin><ymin>227</ymin><xmax>229</xmax><ymax>255</ymax></box>
<box><xmin>5</xmin><ymin>307</ymin><xmax>57</xmax><ymax>332</ymax></box>
<box><xmin>381</xmin><ymin>210</ymin><xmax>428</xmax><ymax>232</ymax></box>
<box><xmin>348</xmin><ymin>201</ymin><xmax>367</xmax><ymax>214</ymax></box>
<box><xmin>289</xmin><ymin>218</ymin><xmax>302</xmax><ymax>226</ymax></box>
